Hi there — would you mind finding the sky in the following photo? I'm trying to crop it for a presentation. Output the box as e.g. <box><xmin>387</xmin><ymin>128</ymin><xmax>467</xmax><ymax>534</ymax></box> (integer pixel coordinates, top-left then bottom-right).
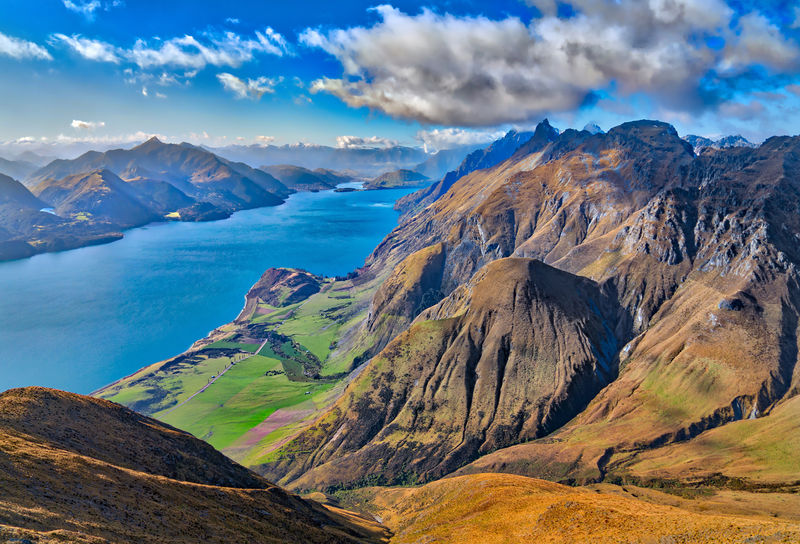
<box><xmin>2</xmin><ymin>0</ymin><xmax>800</xmax><ymax>156</ymax></box>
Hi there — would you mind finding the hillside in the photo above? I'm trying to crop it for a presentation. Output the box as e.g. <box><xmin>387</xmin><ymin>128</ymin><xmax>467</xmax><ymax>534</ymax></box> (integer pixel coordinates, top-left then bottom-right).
<box><xmin>27</xmin><ymin>138</ymin><xmax>288</xmax><ymax>211</ymax></box>
<box><xmin>261</xmin><ymin>164</ymin><xmax>339</xmax><ymax>191</ymax></box>
<box><xmin>338</xmin><ymin>473</ymin><xmax>800</xmax><ymax>543</ymax></box>
<box><xmin>363</xmin><ymin>169</ymin><xmax>429</xmax><ymax>190</ymax></box>
<box><xmin>0</xmin><ymin>172</ymin><xmax>122</xmax><ymax>260</ymax></box>
<box><xmin>254</xmin><ymin>119</ymin><xmax>800</xmax><ymax>493</ymax></box>
<box><xmin>33</xmin><ymin>169</ymin><xmax>158</xmax><ymax>228</ymax></box>
<box><xmin>0</xmin><ymin>387</ymin><xmax>386</xmax><ymax>544</ymax></box>
<box><xmin>0</xmin><ymin>156</ymin><xmax>38</xmax><ymax>181</ymax></box>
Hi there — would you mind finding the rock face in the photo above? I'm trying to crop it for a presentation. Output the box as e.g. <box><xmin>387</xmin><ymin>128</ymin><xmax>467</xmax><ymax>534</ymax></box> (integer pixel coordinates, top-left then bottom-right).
<box><xmin>0</xmin><ymin>387</ymin><xmax>385</xmax><ymax>543</ymax></box>
<box><xmin>266</xmin><ymin>258</ymin><xmax>622</xmax><ymax>488</ymax></box>
<box><xmin>262</xmin><ymin>119</ymin><xmax>800</xmax><ymax>491</ymax></box>
<box><xmin>395</xmin><ymin>124</ymin><xmax>556</xmax><ymax>217</ymax></box>
<box><xmin>246</xmin><ymin>267</ymin><xmax>324</xmax><ymax>308</ymax></box>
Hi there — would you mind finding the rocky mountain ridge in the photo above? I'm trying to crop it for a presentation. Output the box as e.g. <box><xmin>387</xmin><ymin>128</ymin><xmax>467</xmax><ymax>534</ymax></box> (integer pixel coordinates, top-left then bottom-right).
<box><xmin>259</xmin><ymin>120</ymin><xmax>800</xmax><ymax>492</ymax></box>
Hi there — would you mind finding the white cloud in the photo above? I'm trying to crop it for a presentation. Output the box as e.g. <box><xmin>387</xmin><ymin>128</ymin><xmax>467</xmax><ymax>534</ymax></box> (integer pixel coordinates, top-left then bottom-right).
<box><xmin>141</xmin><ymin>86</ymin><xmax>148</xmax><ymax>96</ymax></box>
<box><xmin>63</xmin><ymin>0</ymin><xmax>101</xmax><ymax>19</ymax></box>
<box><xmin>226</xmin><ymin>17</ymin><xmax>240</xmax><ymax>24</ymax></box>
<box><xmin>51</xmin><ymin>33</ymin><xmax>120</xmax><ymax>62</ymax></box>
<box><xmin>155</xmin><ymin>91</ymin><xmax>167</xmax><ymax>99</ymax></box>
<box><xmin>255</xmin><ymin>135</ymin><xmax>276</xmax><ymax>145</ymax></box>
<box><xmin>217</xmin><ymin>72</ymin><xmax>281</xmax><ymax>100</ymax></box>
<box><xmin>335</xmin><ymin>135</ymin><xmax>399</xmax><ymax>149</ymax></box>
<box><xmin>0</xmin><ymin>31</ymin><xmax>52</xmax><ymax>60</ymax></box>
<box><xmin>63</xmin><ymin>0</ymin><xmax>123</xmax><ymax>21</ymax></box>
<box><xmin>130</xmin><ymin>28</ymin><xmax>290</xmax><ymax>69</ymax></box>
<box><xmin>301</xmin><ymin>2</ymin><xmax>800</xmax><ymax>126</ymax></box>
<box><xmin>49</xmin><ymin>28</ymin><xmax>289</xmax><ymax>70</ymax></box>
<box><xmin>416</xmin><ymin>128</ymin><xmax>504</xmax><ymax>152</ymax></box>
<box><xmin>70</xmin><ymin>119</ymin><xmax>105</xmax><ymax>130</ymax></box>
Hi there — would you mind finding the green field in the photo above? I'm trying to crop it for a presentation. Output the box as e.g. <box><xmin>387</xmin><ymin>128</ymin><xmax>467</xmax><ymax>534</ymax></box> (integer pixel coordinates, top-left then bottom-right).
<box><xmin>154</xmin><ymin>354</ymin><xmax>334</xmax><ymax>451</ymax></box>
<box><xmin>96</xmin><ymin>273</ymin><xmax>385</xmax><ymax>464</ymax></box>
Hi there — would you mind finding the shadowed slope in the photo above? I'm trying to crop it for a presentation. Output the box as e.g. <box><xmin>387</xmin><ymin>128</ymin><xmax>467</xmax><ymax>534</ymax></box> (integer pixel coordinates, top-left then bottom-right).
<box><xmin>0</xmin><ymin>387</ymin><xmax>387</xmax><ymax>544</ymax></box>
<box><xmin>262</xmin><ymin>258</ymin><xmax>621</xmax><ymax>489</ymax></box>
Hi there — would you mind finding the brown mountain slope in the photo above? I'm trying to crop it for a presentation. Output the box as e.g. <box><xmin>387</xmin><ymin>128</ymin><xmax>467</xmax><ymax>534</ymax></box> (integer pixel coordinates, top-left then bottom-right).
<box><xmin>0</xmin><ymin>387</ymin><xmax>387</xmax><ymax>544</ymax></box>
<box><xmin>28</xmin><ymin>138</ymin><xmax>288</xmax><ymax>211</ymax></box>
<box><xmin>262</xmin><ymin>120</ymin><xmax>800</xmax><ymax>491</ymax></box>
<box><xmin>341</xmin><ymin>473</ymin><xmax>800</xmax><ymax>544</ymax></box>
<box><xmin>263</xmin><ymin>258</ymin><xmax>621</xmax><ymax>489</ymax></box>
<box><xmin>33</xmin><ymin>169</ymin><xmax>157</xmax><ymax>228</ymax></box>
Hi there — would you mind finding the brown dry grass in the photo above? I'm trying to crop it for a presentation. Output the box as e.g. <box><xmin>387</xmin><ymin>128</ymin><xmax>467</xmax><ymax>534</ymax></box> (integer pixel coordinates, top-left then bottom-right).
<box><xmin>345</xmin><ymin>473</ymin><xmax>800</xmax><ymax>544</ymax></box>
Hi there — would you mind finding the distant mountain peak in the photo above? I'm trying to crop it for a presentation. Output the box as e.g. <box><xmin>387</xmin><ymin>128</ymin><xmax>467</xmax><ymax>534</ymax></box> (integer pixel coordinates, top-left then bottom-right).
<box><xmin>583</xmin><ymin>122</ymin><xmax>604</xmax><ymax>135</ymax></box>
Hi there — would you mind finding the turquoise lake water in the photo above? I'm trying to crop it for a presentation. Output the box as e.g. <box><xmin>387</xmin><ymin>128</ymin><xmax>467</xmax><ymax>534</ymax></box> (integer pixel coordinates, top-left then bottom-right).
<box><xmin>0</xmin><ymin>186</ymin><xmax>413</xmax><ymax>394</ymax></box>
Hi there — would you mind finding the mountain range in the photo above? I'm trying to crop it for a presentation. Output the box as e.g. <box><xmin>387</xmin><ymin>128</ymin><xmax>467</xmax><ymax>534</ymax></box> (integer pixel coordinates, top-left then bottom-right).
<box><xmin>242</xmin><ymin>120</ymin><xmax>800</xmax><ymax>499</ymax></box>
<box><xmin>5</xmin><ymin>119</ymin><xmax>800</xmax><ymax>540</ymax></box>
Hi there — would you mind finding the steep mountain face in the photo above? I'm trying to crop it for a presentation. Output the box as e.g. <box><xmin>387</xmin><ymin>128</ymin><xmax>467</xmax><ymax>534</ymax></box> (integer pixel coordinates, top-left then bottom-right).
<box><xmin>266</xmin><ymin>258</ymin><xmax>622</xmax><ymax>488</ymax></box>
<box><xmin>261</xmin><ymin>164</ymin><xmax>338</xmax><ymax>191</ymax></box>
<box><xmin>33</xmin><ymin>169</ymin><xmax>158</xmax><ymax>228</ymax></box>
<box><xmin>0</xmin><ymin>387</ymin><xmax>385</xmax><ymax>544</ymax></box>
<box><xmin>28</xmin><ymin>138</ymin><xmax>288</xmax><ymax>211</ymax></box>
<box><xmin>395</xmin><ymin>124</ymin><xmax>555</xmax><ymax>217</ymax></box>
<box><xmin>263</xmin><ymin>120</ymin><xmax>800</xmax><ymax>491</ymax></box>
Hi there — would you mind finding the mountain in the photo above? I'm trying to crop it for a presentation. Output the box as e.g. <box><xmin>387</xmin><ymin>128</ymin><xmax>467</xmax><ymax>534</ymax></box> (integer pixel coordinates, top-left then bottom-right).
<box><xmin>14</xmin><ymin>150</ymin><xmax>58</xmax><ymax>167</ymax></box>
<box><xmin>343</xmin><ymin>473</ymin><xmax>800</xmax><ymax>543</ymax></box>
<box><xmin>395</xmin><ymin>124</ymin><xmax>556</xmax><ymax>217</ymax></box>
<box><xmin>582</xmin><ymin>122</ymin><xmax>604</xmax><ymax>134</ymax></box>
<box><xmin>684</xmin><ymin>133</ymin><xmax>756</xmax><ymax>154</ymax></box>
<box><xmin>211</xmin><ymin>143</ymin><xmax>429</xmax><ymax>177</ymax></box>
<box><xmin>27</xmin><ymin>138</ymin><xmax>288</xmax><ymax>212</ymax></box>
<box><xmin>33</xmin><ymin>169</ymin><xmax>158</xmax><ymax>228</ymax></box>
<box><xmin>363</xmin><ymin>169</ymin><xmax>430</xmax><ymax>190</ymax></box>
<box><xmin>257</xmin><ymin>120</ymin><xmax>800</xmax><ymax>494</ymax></box>
<box><xmin>411</xmin><ymin>144</ymin><xmax>485</xmax><ymax>180</ymax></box>
<box><xmin>0</xmin><ymin>156</ymin><xmax>38</xmax><ymax>181</ymax></box>
<box><xmin>260</xmin><ymin>164</ymin><xmax>339</xmax><ymax>191</ymax></box>
<box><xmin>0</xmin><ymin>387</ymin><xmax>386</xmax><ymax>544</ymax></box>
<box><xmin>0</xmin><ymin>173</ymin><xmax>121</xmax><ymax>260</ymax></box>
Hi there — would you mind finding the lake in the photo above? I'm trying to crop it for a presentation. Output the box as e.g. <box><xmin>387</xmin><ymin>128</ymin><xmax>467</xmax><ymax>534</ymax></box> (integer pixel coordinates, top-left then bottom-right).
<box><xmin>0</xmin><ymin>186</ymin><xmax>414</xmax><ymax>394</ymax></box>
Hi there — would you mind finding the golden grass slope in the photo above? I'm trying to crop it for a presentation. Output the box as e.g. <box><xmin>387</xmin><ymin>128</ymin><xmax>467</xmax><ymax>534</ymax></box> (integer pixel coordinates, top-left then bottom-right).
<box><xmin>0</xmin><ymin>387</ymin><xmax>387</xmax><ymax>544</ymax></box>
<box><xmin>343</xmin><ymin>473</ymin><xmax>800</xmax><ymax>544</ymax></box>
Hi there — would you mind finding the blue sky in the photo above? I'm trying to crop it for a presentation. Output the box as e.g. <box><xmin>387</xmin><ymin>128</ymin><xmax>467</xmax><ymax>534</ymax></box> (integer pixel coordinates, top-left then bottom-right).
<box><xmin>1</xmin><ymin>0</ymin><xmax>800</xmax><ymax>155</ymax></box>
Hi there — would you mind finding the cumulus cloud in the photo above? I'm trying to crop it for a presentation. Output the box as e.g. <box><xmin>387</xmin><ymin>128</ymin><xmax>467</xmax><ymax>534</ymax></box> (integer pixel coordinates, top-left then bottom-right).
<box><xmin>217</xmin><ymin>73</ymin><xmax>281</xmax><ymax>100</ymax></box>
<box><xmin>301</xmin><ymin>2</ymin><xmax>800</xmax><ymax>126</ymax></box>
<box><xmin>335</xmin><ymin>135</ymin><xmax>399</xmax><ymax>149</ymax></box>
<box><xmin>0</xmin><ymin>31</ymin><xmax>51</xmax><ymax>60</ymax></box>
<box><xmin>51</xmin><ymin>34</ymin><xmax>120</xmax><ymax>62</ymax></box>
<box><xmin>416</xmin><ymin>127</ymin><xmax>504</xmax><ymax>152</ymax></box>
<box><xmin>71</xmin><ymin>119</ymin><xmax>105</xmax><ymax>130</ymax></box>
